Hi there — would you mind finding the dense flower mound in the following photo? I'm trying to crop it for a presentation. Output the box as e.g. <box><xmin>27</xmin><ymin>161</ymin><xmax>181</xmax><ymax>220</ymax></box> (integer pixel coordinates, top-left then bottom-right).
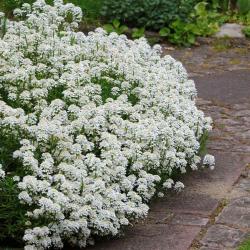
<box><xmin>0</xmin><ymin>1</ymin><xmax>214</xmax><ymax>249</ymax></box>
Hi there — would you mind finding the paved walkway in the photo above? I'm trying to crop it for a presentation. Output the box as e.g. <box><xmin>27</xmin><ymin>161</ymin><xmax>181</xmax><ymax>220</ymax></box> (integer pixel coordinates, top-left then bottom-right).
<box><xmin>85</xmin><ymin>40</ymin><xmax>250</xmax><ymax>250</ymax></box>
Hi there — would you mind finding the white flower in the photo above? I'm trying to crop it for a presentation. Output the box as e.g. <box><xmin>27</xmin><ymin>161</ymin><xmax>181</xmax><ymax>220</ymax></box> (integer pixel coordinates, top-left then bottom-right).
<box><xmin>13</xmin><ymin>176</ymin><xmax>20</xmax><ymax>182</ymax></box>
<box><xmin>203</xmin><ymin>154</ymin><xmax>215</xmax><ymax>169</ymax></box>
<box><xmin>174</xmin><ymin>181</ymin><xmax>185</xmax><ymax>192</ymax></box>
<box><xmin>209</xmin><ymin>165</ymin><xmax>215</xmax><ymax>170</ymax></box>
<box><xmin>157</xmin><ymin>192</ymin><xmax>164</xmax><ymax>198</ymax></box>
<box><xmin>0</xmin><ymin>164</ymin><xmax>5</xmax><ymax>179</ymax></box>
<box><xmin>18</xmin><ymin>191</ymin><xmax>33</xmax><ymax>205</ymax></box>
<box><xmin>163</xmin><ymin>179</ymin><xmax>174</xmax><ymax>189</ymax></box>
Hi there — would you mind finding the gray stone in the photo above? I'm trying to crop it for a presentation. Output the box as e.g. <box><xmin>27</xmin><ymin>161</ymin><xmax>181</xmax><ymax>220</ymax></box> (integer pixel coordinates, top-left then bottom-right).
<box><xmin>170</xmin><ymin>213</ymin><xmax>209</xmax><ymax>226</ymax></box>
<box><xmin>217</xmin><ymin>206</ymin><xmax>250</xmax><ymax>229</ymax></box>
<box><xmin>194</xmin><ymin>70</ymin><xmax>250</xmax><ymax>105</ymax></box>
<box><xmin>230</xmin><ymin>196</ymin><xmax>250</xmax><ymax>208</ymax></box>
<box><xmin>216</xmin><ymin>197</ymin><xmax>250</xmax><ymax>229</ymax></box>
<box><xmin>151</xmin><ymin>192</ymin><xmax>218</xmax><ymax>216</ymax></box>
<box><xmin>236</xmin><ymin>178</ymin><xmax>250</xmax><ymax>191</ymax></box>
<box><xmin>215</xmin><ymin>23</ymin><xmax>245</xmax><ymax>38</ymax></box>
<box><xmin>200</xmin><ymin>245</ymin><xmax>224</xmax><ymax>250</ymax></box>
<box><xmin>201</xmin><ymin>224</ymin><xmax>248</xmax><ymax>248</ymax></box>
<box><xmin>145</xmin><ymin>211</ymin><xmax>174</xmax><ymax>224</ymax></box>
<box><xmin>86</xmin><ymin>224</ymin><xmax>201</xmax><ymax>250</ymax></box>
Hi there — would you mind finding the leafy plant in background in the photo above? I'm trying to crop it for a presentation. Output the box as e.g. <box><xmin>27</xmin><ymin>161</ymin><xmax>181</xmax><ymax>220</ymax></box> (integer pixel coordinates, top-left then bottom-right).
<box><xmin>242</xmin><ymin>25</ymin><xmax>250</xmax><ymax>37</ymax></box>
<box><xmin>160</xmin><ymin>20</ymin><xmax>199</xmax><ymax>46</ymax></box>
<box><xmin>103</xmin><ymin>19</ymin><xmax>128</xmax><ymax>34</ymax></box>
<box><xmin>237</xmin><ymin>0</ymin><xmax>250</xmax><ymax>14</ymax></box>
<box><xmin>192</xmin><ymin>2</ymin><xmax>219</xmax><ymax>35</ymax></box>
<box><xmin>231</xmin><ymin>11</ymin><xmax>250</xmax><ymax>24</ymax></box>
<box><xmin>131</xmin><ymin>27</ymin><xmax>145</xmax><ymax>39</ymax></box>
<box><xmin>159</xmin><ymin>1</ymin><xmax>219</xmax><ymax>46</ymax></box>
<box><xmin>101</xmin><ymin>0</ymin><xmax>199</xmax><ymax>30</ymax></box>
<box><xmin>159</xmin><ymin>27</ymin><xmax>170</xmax><ymax>37</ymax></box>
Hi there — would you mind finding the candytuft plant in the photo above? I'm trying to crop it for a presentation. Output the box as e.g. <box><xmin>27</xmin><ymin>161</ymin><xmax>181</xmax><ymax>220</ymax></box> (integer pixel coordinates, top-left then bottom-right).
<box><xmin>0</xmin><ymin>0</ymin><xmax>214</xmax><ymax>249</ymax></box>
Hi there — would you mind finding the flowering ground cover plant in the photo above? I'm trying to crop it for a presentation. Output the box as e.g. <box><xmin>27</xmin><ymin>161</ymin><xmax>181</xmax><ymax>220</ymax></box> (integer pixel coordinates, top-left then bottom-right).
<box><xmin>0</xmin><ymin>1</ymin><xmax>214</xmax><ymax>249</ymax></box>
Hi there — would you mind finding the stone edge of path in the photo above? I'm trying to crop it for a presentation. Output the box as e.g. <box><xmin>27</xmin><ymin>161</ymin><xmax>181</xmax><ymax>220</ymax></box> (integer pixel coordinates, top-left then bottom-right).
<box><xmin>190</xmin><ymin>163</ymin><xmax>250</xmax><ymax>250</ymax></box>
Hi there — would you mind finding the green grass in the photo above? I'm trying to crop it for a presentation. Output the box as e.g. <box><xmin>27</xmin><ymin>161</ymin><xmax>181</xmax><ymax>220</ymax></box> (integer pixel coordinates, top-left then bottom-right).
<box><xmin>238</xmin><ymin>238</ymin><xmax>250</xmax><ymax>250</ymax></box>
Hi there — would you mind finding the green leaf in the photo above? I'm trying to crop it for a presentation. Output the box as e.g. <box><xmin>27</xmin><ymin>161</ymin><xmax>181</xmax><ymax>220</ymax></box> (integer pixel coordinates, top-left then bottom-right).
<box><xmin>159</xmin><ymin>27</ymin><xmax>170</xmax><ymax>37</ymax></box>
<box><xmin>194</xmin><ymin>2</ymin><xmax>207</xmax><ymax>16</ymax></box>
<box><xmin>237</xmin><ymin>0</ymin><xmax>250</xmax><ymax>14</ymax></box>
<box><xmin>132</xmin><ymin>27</ymin><xmax>145</xmax><ymax>39</ymax></box>
<box><xmin>170</xmin><ymin>19</ymin><xmax>183</xmax><ymax>30</ymax></box>
<box><xmin>112</xmin><ymin>19</ymin><xmax>120</xmax><ymax>28</ymax></box>
<box><xmin>119</xmin><ymin>25</ymin><xmax>128</xmax><ymax>34</ymax></box>
<box><xmin>242</xmin><ymin>26</ymin><xmax>250</xmax><ymax>37</ymax></box>
<box><xmin>187</xmin><ymin>34</ymin><xmax>196</xmax><ymax>44</ymax></box>
<box><xmin>103</xmin><ymin>24</ymin><xmax>114</xmax><ymax>33</ymax></box>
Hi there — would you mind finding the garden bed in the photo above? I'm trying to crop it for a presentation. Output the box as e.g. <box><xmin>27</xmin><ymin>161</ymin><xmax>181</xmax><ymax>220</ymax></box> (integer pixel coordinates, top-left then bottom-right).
<box><xmin>0</xmin><ymin>1</ymin><xmax>217</xmax><ymax>249</ymax></box>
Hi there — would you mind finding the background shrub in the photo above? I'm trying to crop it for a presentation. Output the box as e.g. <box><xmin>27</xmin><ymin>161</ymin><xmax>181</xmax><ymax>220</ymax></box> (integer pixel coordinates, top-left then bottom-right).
<box><xmin>101</xmin><ymin>0</ymin><xmax>199</xmax><ymax>30</ymax></box>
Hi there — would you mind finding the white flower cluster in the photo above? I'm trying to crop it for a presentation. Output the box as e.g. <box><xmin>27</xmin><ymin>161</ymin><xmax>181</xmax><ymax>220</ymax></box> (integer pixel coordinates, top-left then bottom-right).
<box><xmin>0</xmin><ymin>1</ymin><xmax>213</xmax><ymax>249</ymax></box>
<box><xmin>203</xmin><ymin>154</ymin><xmax>215</xmax><ymax>170</ymax></box>
<box><xmin>0</xmin><ymin>164</ymin><xmax>5</xmax><ymax>179</ymax></box>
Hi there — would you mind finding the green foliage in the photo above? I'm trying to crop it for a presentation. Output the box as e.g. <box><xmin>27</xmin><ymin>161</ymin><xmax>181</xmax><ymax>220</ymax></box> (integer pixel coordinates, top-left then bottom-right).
<box><xmin>132</xmin><ymin>27</ymin><xmax>145</xmax><ymax>39</ymax></box>
<box><xmin>0</xmin><ymin>177</ymin><xmax>27</xmax><ymax>246</ymax></box>
<box><xmin>242</xmin><ymin>25</ymin><xmax>250</xmax><ymax>37</ymax></box>
<box><xmin>209</xmin><ymin>0</ymin><xmax>250</xmax><ymax>12</ymax></box>
<box><xmin>238</xmin><ymin>238</ymin><xmax>250</xmax><ymax>250</ymax></box>
<box><xmin>223</xmin><ymin>10</ymin><xmax>250</xmax><ymax>25</ymax></box>
<box><xmin>159</xmin><ymin>1</ymin><xmax>219</xmax><ymax>46</ymax></box>
<box><xmin>64</xmin><ymin>0</ymin><xmax>102</xmax><ymax>19</ymax></box>
<box><xmin>101</xmin><ymin>0</ymin><xmax>199</xmax><ymax>31</ymax></box>
<box><xmin>103</xmin><ymin>19</ymin><xmax>128</xmax><ymax>35</ymax></box>
<box><xmin>198</xmin><ymin>131</ymin><xmax>209</xmax><ymax>156</ymax></box>
<box><xmin>167</xmin><ymin>20</ymin><xmax>198</xmax><ymax>46</ymax></box>
<box><xmin>237</xmin><ymin>0</ymin><xmax>250</xmax><ymax>14</ymax></box>
<box><xmin>192</xmin><ymin>2</ymin><xmax>220</xmax><ymax>35</ymax></box>
<box><xmin>159</xmin><ymin>27</ymin><xmax>170</xmax><ymax>37</ymax></box>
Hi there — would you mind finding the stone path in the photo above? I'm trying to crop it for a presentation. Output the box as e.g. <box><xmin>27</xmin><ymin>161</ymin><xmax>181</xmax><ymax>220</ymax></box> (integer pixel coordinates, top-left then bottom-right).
<box><xmin>85</xmin><ymin>40</ymin><xmax>250</xmax><ymax>250</ymax></box>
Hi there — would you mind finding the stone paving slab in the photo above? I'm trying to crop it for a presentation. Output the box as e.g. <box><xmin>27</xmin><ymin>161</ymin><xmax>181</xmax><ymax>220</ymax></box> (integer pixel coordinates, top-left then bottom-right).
<box><xmin>200</xmin><ymin>224</ymin><xmax>249</xmax><ymax>249</ymax></box>
<box><xmin>200</xmin><ymin>246</ymin><xmax>225</xmax><ymax>250</ymax></box>
<box><xmin>87</xmin><ymin>225</ymin><xmax>201</xmax><ymax>250</ymax></box>
<box><xmin>230</xmin><ymin>177</ymin><xmax>250</xmax><ymax>198</ymax></box>
<box><xmin>165</xmin><ymin>39</ymin><xmax>250</xmax><ymax>77</ymax></box>
<box><xmin>170</xmin><ymin>214</ymin><xmax>209</xmax><ymax>227</ymax></box>
<box><xmin>177</xmin><ymin>152</ymin><xmax>250</xmax><ymax>199</ymax></box>
<box><xmin>217</xmin><ymin>206</ymin><xmax>250</xmax><ymax>229</ymax></box>
<box><xmin>215</xmin><ymin>23</ymin><xmax>245</xmax><ymax>38</ymax></box>
<box><xmin>194</xmin><ymin>70</ymin><xmax>250</xmax><ymax>104</ymax></box>
<box><xmin>150</xmin><ymin>192</ymin><xmax>219</xmax><ymax>216</ymax></box>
